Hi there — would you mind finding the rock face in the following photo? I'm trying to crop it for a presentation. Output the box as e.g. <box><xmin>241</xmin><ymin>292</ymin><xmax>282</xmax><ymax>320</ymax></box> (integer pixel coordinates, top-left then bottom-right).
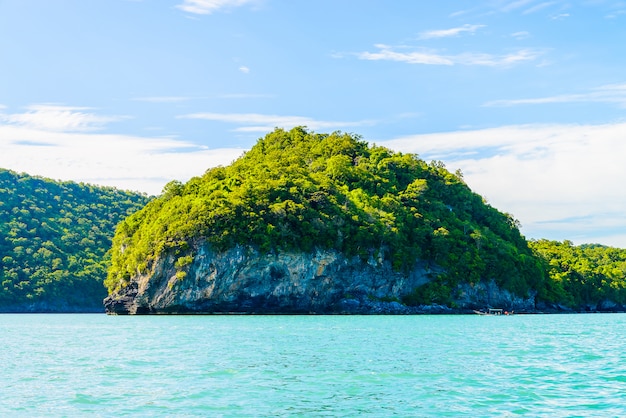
<box><xmin>104</xmin><ymin>244</ymin><xmax>436</xmax><ymax>314</ymax></box>
<box><xmin>104</xmin><ymin>242</ymin><xmax>536</xmax><ymax>314</ymax></box>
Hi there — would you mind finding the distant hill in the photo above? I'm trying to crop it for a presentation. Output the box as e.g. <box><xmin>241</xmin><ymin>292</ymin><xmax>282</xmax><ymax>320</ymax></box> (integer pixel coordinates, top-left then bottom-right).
<box><xmin>0</xmin><ymin>169</ymin><xmax>151</xmax><ymax>312</ymax></box>
<box><xmin>530</xmin><ymin>239</ymin><xmax>626</xmax><ymax>311</ymax></box>
<box><xmin>104</xmin><ymin>127</ymin><xmax>548</xmax><ymax>314</ymax></box>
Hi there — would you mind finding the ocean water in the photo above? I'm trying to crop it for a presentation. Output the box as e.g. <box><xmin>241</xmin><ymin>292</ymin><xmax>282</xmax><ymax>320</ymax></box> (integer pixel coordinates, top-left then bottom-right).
<box><xmin>2</xmin><ymin>314</ymin><xmax>626</xmax><ymax>417</ymax></box>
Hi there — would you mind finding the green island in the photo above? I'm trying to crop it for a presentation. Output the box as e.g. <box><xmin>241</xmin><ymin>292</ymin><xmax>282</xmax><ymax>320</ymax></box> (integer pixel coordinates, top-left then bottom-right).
<box><xmin>2</xmin><ymin>128</ymin><xmax>626</xmax><ymax>313</ymax></box>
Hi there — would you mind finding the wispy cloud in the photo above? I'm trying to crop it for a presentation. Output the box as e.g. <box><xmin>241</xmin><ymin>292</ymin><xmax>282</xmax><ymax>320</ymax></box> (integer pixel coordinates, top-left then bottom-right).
<box><xmin>484</xmin><ymin>83</ymin><xmax>626</xmax><ymax>107</ymax></box>
<box><xmin>357</xmin><ymin>44</ymin><xmax>543</xmax><ymax>67</ymax></box>
<box><xmin>418</xmin><ymin>24</ymin><xmax>485</xmax><ymax>40</ymax></box>
<box><xmin>379</xmin><ymin>122</ymin><xmax>626</xmax><ymax>245</ymax></box>
<box><xmin>357</xmin><ymin>44</ymin><xmax>453</xmax><ymax>65</ymax></box>
<box><xmin>499</xmin><ymin>0</ymin><xmax>566</xmax><ymax>14</ymax></box>
<box><xmin>449</xmin><ymin>9</ymin><xmax>469</xmax><ymax>18</ymax></box>
<box><xmin>132</xmin><ymin>96</ymin><xmax>193</xmax><ymax>103</ymax></box>
<box><xmin>178</xmin><ymin>112</ymin><xmax>374</xmax><ymax>132</ymax></box>
<box><xmin>457</xmin><ymin>0</ymin><xmax>568</xmax><ymax>18</ymax></box>
<box><xmin>550</xmin><ymin>12</ymin><xmax>570</xmax><ymax>20</ymax></box>
<box><xmin>238</xmin><ymin>65</ymin><xmax>250</xmax><ymax>74</ymax></box>
<box><xmin>0</xmin><ymin>105</ymin><xmax>127</xmax><ymax>132</ymax></box>
<box><xmin>511</xmin><ymin>31</ymin><xmax>531</xmax><ymax>40</ymax></box>
<box><xmin>522</xmin><ymin>1</ymin><xmax>556</xmax><ymax>14</ymax></box>
<box><xmin>176</xmin><ymin>0</ymin><xmax>257</xmax><ymax>15</ymax></box>
<box><xmin>606</xmin><ymin>9</ymin><xmax>626</xmax><ymax>19</ymax></box>
<box><xmin>500</xmin><ymin>0</ymin><xmax>537</xmax><ymax>13</ymax></box>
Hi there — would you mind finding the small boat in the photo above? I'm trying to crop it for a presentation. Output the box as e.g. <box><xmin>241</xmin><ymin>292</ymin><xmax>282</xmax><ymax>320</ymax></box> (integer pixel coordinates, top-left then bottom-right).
<box><xmin>473</xmin><ymin>308</ymin><xmax>512</xmax><ymax>315</ymax></box>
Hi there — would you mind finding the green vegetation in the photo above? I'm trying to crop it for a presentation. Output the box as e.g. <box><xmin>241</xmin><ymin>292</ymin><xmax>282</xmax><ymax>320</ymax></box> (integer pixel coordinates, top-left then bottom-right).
<box><xmin>0</xmin><ymin>169</ymin><xmax>151</xmax><ymax>311</ymax></box>
<box><xmin>106</xmin><ymin>127</ymin><xmax>545</xmax><ymax>303</ymax></box>
<box><xmin>530</xmin><ymin>239</ymin><xmax>626</xmax><ymax>308</ymax></box>
<box><xmin>3</xmin><ymin>130</ymin><xmax>625</xmax><ymax>312</ymax></box>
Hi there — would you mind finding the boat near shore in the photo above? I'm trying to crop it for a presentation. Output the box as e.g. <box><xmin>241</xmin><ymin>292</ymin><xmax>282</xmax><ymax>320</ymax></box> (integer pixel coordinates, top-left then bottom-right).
<box><xmin>473</xmin><ymin>308</ymin><xmax>513</xmax><ymax>316</ymax></box>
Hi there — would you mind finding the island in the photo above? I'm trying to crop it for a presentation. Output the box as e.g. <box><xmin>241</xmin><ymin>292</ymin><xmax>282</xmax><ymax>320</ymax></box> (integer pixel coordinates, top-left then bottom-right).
<box><xmin>104</xmin><ymin>127</ymin><xmax>626</xmax><ymax>314</ymax></box>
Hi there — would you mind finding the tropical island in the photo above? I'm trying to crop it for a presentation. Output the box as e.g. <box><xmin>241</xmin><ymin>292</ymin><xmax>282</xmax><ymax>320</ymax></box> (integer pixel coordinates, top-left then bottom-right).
<box><xmin>2</xmin><ymin>128</ymin><xmax>626</xmax><ymax>313</ymax></box>
<box><xmin>104</xmin><ymin>127</ymin><xmax>626</xmax><ymax>314</ymax></box>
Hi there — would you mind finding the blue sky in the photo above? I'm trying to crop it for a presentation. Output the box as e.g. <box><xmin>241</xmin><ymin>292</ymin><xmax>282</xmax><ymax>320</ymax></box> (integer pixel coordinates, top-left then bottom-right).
<box><xmin>2</xmin><ymin>0</ymin><xmax>626</xmax><ymax>246</ymax></box>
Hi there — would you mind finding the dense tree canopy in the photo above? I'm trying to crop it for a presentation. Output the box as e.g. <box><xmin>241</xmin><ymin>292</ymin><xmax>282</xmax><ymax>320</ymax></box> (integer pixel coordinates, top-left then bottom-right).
<box><xmin>0</xmin><ymin>169</ymin><xmax>151</xmax><ymax>311</ymax></box>
<box><xmin>106</xmin><ymin>127</ymin><xmax>545</xmax><ymax>304</ymax></box>
<box><xmin>530</xmin><ymin>239</ymin><xmax>626</xmax><ymax>308</ymax></box>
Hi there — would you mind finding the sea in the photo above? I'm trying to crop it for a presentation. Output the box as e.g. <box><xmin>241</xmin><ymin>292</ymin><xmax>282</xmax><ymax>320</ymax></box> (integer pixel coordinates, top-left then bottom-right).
<box><xmin>2</xmin><ymin>313</ymin><xmax>626</xmax><ymax>417</ymax></box>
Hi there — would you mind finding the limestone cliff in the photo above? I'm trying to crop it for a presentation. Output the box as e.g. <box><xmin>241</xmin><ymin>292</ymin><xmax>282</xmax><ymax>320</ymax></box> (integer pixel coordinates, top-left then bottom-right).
<box><xmin>104</xmin><ymin>243</ymin><xmax>433</xmax><ymax>314</ymax></box>
<box><xmin>104</xmin><ymin>242</ymin><xmax>535</xmax><ymax>314</ymax></box>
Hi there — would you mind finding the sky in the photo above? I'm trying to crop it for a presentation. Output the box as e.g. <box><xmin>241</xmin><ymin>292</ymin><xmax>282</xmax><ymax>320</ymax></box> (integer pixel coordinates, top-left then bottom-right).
<box><xmin>1</xmin><ymin>0</ymin><xmax>626</xmax><ymax>247</ymax></box>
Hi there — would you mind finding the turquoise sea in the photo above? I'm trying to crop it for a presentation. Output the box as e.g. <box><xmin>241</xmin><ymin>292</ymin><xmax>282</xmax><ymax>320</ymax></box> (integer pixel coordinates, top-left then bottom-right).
<box><xmin>2</xmin><ymin>314</ymin><xmax>626</xmax><ymax>417</ymax></box>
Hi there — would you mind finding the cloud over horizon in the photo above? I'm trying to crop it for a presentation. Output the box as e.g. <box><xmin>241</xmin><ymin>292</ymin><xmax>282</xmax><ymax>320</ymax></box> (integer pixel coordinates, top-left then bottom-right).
<box><xmin>0</xmin><ymin>107</ymin><xmax>244</xmax><ymax>195</ymax></box>
<box><xmin>0</xmin><ymin>105</ymin><xmax>127</xmax><ymax>132</ymax></box>
<box><xmin>380</xmin><ymin>122</ymin><xmax>626</xmax><ymax>246</ymax></box>
<box><xmin>484</xmin><ymin>83</ymin><xmax>626</xmax><ymax>107</ymax></box>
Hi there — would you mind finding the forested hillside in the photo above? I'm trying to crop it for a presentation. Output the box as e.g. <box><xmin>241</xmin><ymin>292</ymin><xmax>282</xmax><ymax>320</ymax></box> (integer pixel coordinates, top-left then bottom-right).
<box><xmin>531</xmin><ymin>239</ymin><xmax>626</xmax><ymax>310</ymax></box>
<box><xmin>0</xmin><ymin>169</ymin><xmax>151</xmax><ymax>312</ymax></box>
<box><xmin>106</xmin><ymin>127</ymin><xmax>545</xmax><ymax>306</ymax></box>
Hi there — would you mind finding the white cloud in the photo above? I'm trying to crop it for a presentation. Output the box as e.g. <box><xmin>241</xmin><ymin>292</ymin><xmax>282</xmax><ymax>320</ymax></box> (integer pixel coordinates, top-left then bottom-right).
<box><xmin>484</xmin><ymin>83</ymin><xmax>626</xmax><ymax>107</ymax></box>
<box><xmin>357</xmin><ymin>45</ymin><xmax>453</xmax><ymax>65</ymax></box>
<box><xmin>379</xmin><ymin>122</ymin><xmax>626</xmax><ymax>245</ymax></box>
<box><xmin>511</xmin><ymin>31</ymin><xmax>531</xmax><ymax>40</ymax></box>
<box><xmin>0</xmin><ymin>105</ymin><xmax>126</xmax><ymax>132</ymax></box>
<box><xmin>178</xmin><ymin>112</ymin><xmax>374</xmax><ymax>132</ymax></box>
<box><xmin>0</xmin><ymin>109</ymin><xmax>243</xmax><ymax>195</ymax></box>
<box><xmin>418</xmin><ymin>24</ymin><xmax>485</xmax><ymax>40</ymax></box>
<box><xmin>449</xmin><ymin>10</ymin><xmax>469</xmax><ymax>18</ymax></box>
<box><xmin>176</xmin><ymin>0</ymin><xmax>256</xmax><ymax>15</ymax></box>
<box><xmin>357</xmin><ymin>44</ymin><xmax>542</xmax><ymax>67</ymax></box>
<box><xmin>238</xmin><ymin>65</ymin><xmax>250</xmax><ymax>73</ymax></box>
<box><xmin>455</xmin><ymin>49</ymin><xmax>541</xmax><ymax>66</ymax></box>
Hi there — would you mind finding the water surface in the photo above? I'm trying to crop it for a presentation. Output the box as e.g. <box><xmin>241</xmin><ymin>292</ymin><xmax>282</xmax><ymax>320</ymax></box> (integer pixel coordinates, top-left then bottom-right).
<box><xmin>2</xmin><ymin>314</ymin><xmax>625</xmax><ymax>416</ymax></box>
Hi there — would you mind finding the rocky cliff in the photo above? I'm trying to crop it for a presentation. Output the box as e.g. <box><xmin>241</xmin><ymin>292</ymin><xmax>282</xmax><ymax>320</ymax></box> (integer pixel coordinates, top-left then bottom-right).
<box><xmin>105</xmin><ymin>243</ymin><xmax>429</xmax><ymax>314</ymax></box>
<box><xmin>104</xmin><ymin>242</ymin><xmax>535</xmax><ymax>314</ymax></box>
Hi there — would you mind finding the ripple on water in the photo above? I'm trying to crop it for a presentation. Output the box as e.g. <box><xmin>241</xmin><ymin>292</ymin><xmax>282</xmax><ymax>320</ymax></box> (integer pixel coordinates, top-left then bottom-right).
<box><xmin>2</xmin><ymin>314</ymin><xmax>626</xmax><ymax>416</ymax></box>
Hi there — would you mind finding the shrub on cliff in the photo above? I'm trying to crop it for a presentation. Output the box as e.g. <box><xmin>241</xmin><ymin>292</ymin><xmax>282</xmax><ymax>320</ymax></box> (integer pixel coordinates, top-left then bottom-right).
<box><xmin>105</xmin><ymin>127</ymin><xmax>545</xmax><ymax>300</ymax></box>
